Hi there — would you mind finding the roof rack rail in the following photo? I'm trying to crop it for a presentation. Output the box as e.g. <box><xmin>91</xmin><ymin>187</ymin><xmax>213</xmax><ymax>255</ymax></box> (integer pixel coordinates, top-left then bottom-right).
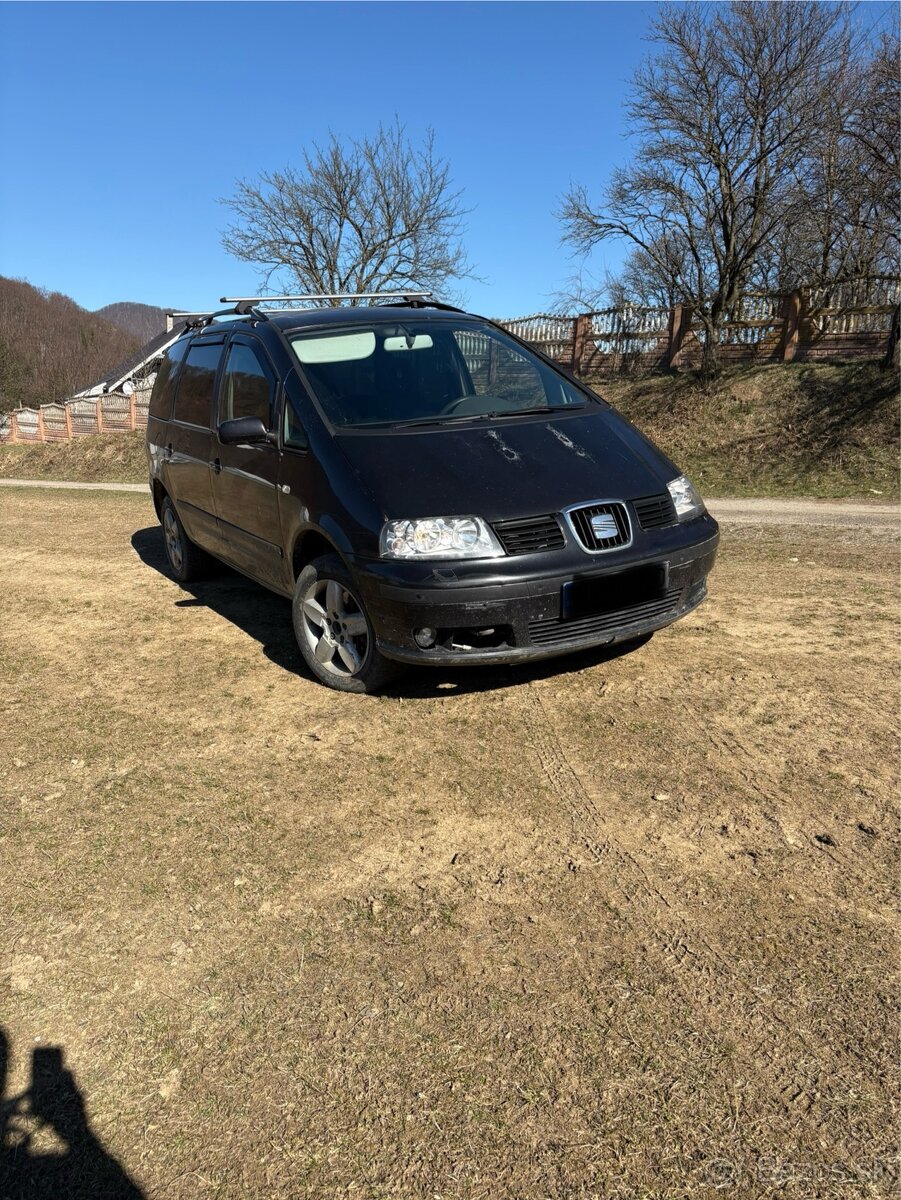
<box><xmin>386</xmin><ymin>296</ymin><xmax>467</xmax><ymax>314</ymax></box>
<box><xmin>220</xmin><ymin>292</ymin><xmax>433</xmax><ymax>313</ymax></box>
<box><xmin>170</xmin><ymin>306</ymin><xmax>255</xmax><ymax>329</ymax></box>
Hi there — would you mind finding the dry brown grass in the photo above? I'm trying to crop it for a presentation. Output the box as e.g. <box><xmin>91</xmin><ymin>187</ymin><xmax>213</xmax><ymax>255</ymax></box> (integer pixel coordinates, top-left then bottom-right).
<box><xmin>601</xmin><ymin>360</ymin><xmax>900</xmax><ymax>499</ymax></box>
<box><xmin>0</xmin><ymin>488</ymin><xmax>898</xmax><ymax>1198</ymax></box>
<box><xmin>0</xmin><ymin>431</ymin><xmax>147</xmax><ymax>484</ymax></box>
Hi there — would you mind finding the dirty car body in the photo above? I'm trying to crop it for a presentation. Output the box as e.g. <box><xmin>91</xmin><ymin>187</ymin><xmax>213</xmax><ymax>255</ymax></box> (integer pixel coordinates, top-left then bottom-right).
<box><xmin>146</xmin><ymin>301</ymin><xmax>719</xmax><ymax>690</ymax></box>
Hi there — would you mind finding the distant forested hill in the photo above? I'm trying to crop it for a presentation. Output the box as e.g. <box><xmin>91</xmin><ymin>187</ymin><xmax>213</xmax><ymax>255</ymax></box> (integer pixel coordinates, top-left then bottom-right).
<box><xmin>0</xmin><ymin>277</ymin><xmax>141</xmax><ymax>412</ymax></box>
<box><xmin>95</xmin><ymin>300</ymin><xmax>170</xmax><ymax>341</ymax></box>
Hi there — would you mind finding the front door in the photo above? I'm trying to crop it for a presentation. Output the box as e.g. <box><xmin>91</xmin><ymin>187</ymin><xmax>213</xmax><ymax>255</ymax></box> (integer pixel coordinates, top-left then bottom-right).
<box><xmin>210</xmin><ymin>335</ymin><xmax>285</xmax><ymax>588</ymax></box>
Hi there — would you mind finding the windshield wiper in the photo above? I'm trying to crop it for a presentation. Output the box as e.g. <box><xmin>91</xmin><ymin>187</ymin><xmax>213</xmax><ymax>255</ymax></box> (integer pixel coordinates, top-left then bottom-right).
<box><xmin>395</xmin><ymin>404</ymin><xmax>584</xmax><ymax>430</ymax></box>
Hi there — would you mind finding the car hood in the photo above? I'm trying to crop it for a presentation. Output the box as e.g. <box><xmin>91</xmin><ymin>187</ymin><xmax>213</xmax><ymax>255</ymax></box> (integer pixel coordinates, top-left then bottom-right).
<box><xmin>334</xmin><ymin>408</ymin><xmax>680</xmax><ymax>522</ymax></box>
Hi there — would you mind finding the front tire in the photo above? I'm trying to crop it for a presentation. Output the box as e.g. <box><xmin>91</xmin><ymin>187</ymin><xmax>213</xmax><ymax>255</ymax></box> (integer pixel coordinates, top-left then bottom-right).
<box><xmin>161</xmin><ymin>496</ymin><xmax>210</xmax><ymax>583</ymax></box>
<box><xmin>292</xmin><ymin>554</ymin><xmax>403</xmax><ymax>694</ymax></box>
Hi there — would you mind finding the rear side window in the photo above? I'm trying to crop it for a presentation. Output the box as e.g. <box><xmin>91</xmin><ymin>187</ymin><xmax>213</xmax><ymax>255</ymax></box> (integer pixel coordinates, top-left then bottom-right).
<box><xmin>219</xmin><ymin>341</ymin><xmax>275</xmax><ymax>426</ymax></box>
<box><xmin>172</xmin><ymin>342</ymin><xmax>223</xmax><ymax>427</ymax></box>
<box><xmin>148</xmin><ymin>338</ymin><xmax>189</xmax><ymax>420</ymax></box>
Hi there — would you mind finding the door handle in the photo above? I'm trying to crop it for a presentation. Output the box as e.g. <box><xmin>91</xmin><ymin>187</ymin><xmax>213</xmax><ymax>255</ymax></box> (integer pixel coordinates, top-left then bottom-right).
<box><xmin>212</xmin><ymin>458</ymin><xmax>222</xmax><ymax>474</ymax></box>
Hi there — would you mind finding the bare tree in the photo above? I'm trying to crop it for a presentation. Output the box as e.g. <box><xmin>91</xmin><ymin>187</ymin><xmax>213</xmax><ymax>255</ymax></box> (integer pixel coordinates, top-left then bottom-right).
<box><xmin>559</xmin><ymin>2</ymin><xmax>854</xmax><ymax>372</ymax></box>
<box><xmin>552</xmin><ymin>241</ymin><xmax>685</xmax><ymax>314</ymax></box>
<box><xmin>762</xmin><ymin>25</ymin><xmax>900</xmax><ymax>294</ymax></box>
<box><xmin>221</xmin><ymin>122</ymin><xmax>472</xmax><ymax>303</ymax></box>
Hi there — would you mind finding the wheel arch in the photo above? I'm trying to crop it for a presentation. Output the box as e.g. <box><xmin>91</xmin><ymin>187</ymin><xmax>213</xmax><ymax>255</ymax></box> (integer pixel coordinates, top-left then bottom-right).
<box><xmin>291</xmin><ymin>528</ymin><xmax>343</xmax><ymax>583</ymax></box>
<box><xmin>152</xmin><ymin>479</ymin><xmax>168</xmax><ymax>520</ymax></box>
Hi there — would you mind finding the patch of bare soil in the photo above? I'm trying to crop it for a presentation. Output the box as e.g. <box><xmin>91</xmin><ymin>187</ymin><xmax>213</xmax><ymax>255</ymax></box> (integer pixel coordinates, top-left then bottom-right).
<box><xmin>0</xmin><ymin>490</ymin><xmax>897</xmax><ymax>1198</ymax></box>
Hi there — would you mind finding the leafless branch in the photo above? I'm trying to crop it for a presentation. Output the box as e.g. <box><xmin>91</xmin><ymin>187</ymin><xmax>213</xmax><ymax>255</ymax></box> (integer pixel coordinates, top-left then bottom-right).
<box><xmin>220</xmin><ymin>121</ymin><xmax>474</xmax><ymax>303</ymax></box>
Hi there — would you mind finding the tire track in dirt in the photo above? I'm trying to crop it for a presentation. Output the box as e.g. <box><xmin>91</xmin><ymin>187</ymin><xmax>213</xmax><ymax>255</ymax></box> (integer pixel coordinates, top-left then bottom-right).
<box><xmin>510</xmin><ymin>680</ymin><xmax>862</xmax><ymax>1125</ymax></box>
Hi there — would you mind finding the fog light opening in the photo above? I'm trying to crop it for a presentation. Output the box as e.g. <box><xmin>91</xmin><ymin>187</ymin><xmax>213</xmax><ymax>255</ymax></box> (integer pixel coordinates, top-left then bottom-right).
<box><xmin>414</xmin><ymin>627</ymin><xmax>438</xmax><ymax>649</ymax></box>
<box><xmin>449</xmin><ymin>625</ymin><xmax>513</xmax><ymax>651</ymax></box>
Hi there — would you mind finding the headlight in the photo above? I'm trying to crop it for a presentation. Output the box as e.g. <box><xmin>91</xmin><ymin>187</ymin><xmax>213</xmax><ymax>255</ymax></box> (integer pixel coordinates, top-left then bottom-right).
<box><xmin>380</xmin><ymin>516</ymin><xmax>504</xmax><ymax>559</ymax></box>
<box><xmin>667</xmin><ymin>474</ymin><xmax>706</xmax><ymax>521</ymax></box>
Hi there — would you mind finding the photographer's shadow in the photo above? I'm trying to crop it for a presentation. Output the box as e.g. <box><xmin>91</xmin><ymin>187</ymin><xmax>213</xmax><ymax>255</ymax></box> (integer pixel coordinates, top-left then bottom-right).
<box><xmin>0</xmin><ymin>1028</ymin><xmax>145</xmax><ymax>1199</ymax></box>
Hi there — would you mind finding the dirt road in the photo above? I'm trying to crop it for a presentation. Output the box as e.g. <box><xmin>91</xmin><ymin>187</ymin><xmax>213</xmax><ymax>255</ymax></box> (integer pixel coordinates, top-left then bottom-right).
<box><xmin>1</xmin><ymin>488</ymin><xmax>898</xmax><ymax>1199</ymax></box>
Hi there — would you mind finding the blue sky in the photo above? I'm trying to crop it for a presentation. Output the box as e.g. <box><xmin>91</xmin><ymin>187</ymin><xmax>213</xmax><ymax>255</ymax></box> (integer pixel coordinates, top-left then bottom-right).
<box><xmin>0</xmin><ymin>1</ymin><xmax>661</xmax><ymax>316</ymax></box>
<box><xmin>0</xmin><ymin>2</ymin><xmax>895</xmax><ymax>318</ymax></box>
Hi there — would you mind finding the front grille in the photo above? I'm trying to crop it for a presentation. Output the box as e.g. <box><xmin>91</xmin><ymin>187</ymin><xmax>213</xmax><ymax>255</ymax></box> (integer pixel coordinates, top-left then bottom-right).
<box><xmin>567</xmin><ymin>502</ymin><xmax>630</xmax><ymax>552</ymax></box>
<box><xmin>493</xmin><ymin>515</ymin><xmax>565</xmax><ymax>555</ymax></box>
<box><xmin>633</xmin><ymin>493</ymin><xmax>677</xmax><ymax>529</ymax></box>
<box><xmin>528</xmin><ymin>588</ymin><xmax>682</xmax><ymax>646</ymax></box>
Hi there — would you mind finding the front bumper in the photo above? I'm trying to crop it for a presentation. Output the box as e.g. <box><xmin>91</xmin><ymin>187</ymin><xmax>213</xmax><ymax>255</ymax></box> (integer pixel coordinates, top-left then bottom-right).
<box><xmin>352</xmin><ymin>517</ymin><xmax>719</xmax><ymax>666</ymax></box>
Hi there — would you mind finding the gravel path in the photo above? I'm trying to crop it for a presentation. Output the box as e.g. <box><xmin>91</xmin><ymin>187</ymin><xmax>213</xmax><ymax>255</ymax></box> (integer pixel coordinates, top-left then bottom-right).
<box><xmin>707</xmin><ymin>496</ymin><xmax>899</xmax><ymax>530</ymax></box>
<box><xmin>0</xmin><ymin>477</ymin><xmax>897</xmax><ymax>529</ymax></box>
<box><xmin>0</xmin><ymin>478</ymin><xmax>148</xmax><ymax>494</ymax></box>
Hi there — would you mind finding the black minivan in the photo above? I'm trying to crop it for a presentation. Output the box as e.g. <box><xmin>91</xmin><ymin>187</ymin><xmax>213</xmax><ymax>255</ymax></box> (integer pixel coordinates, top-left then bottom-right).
<box><xmin>146</xmin><ymin>296</ymin><xmax>719</xmax><ymax>692</ymax></box>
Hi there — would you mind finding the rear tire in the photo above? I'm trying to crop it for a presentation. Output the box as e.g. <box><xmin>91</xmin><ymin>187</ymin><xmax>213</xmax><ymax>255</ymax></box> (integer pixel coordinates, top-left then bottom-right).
<box><xmin>292</xmin><ymin>554</ymin><xmax>404</xmax><ymax>694</ymax></box>
<box><xmin>161</xmin><ymin>495</ymin><xmax>210</xmax><ymax>583</ymax></box>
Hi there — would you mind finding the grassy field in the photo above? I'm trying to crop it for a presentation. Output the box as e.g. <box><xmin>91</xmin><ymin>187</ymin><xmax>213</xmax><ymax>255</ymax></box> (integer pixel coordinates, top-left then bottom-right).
<box><xmin>0</xmin><ymin>360</ymin><xmax>897</xmax><ymax>498</ymax></box>
<box><xmin>0</xmin><ymin>487</ymin><xmax>898</xmax><ymax>1198</ymax></box>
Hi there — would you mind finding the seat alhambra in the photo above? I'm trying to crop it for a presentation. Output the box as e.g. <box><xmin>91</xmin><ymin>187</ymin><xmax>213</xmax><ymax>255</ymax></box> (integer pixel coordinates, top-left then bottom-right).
<box><xmin>146</xmin><ymin>294</ymin><xmax>719</xmax><ymax>692</ymax></box>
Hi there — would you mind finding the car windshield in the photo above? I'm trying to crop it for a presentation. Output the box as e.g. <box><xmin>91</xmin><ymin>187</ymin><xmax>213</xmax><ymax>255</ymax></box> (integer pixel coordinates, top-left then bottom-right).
<box><xmin>287</xmin><ymin>319</ymin><xmax>590</xmax><ymax>428</ymax></box>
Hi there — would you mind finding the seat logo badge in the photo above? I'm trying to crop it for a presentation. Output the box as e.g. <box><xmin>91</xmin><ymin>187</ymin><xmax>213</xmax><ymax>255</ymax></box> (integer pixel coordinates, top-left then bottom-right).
<box><xmin>590</xmin><ymin>512</ymin><xmax>619</xmax><ymax>540</ymax></box>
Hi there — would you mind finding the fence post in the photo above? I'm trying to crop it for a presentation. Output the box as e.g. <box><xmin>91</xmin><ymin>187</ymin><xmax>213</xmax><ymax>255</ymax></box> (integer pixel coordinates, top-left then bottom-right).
<box><xmin>64</xmin><ymin>403</ymin><xmax>73</xmax><ymax>439</ymax></box>
<box><xmin>129</xmin><ymin>394</ymin><xmax>137</xmax><ymax>430</ymax></box>
<box><xmin>571</xmin><ymin>314</ymin><xmax>591</xmax><ymax>376</ymax></box>
<box><xmin>884</xmin><ymin>303</ymin><xmax>900</xmax><ymax>368</ymax></box>
<box><xmin>777</xmin><ymin>290</ymin><xmax>802</xmax><ymax>361</ymax></box>
<box><xmin>666</xmin><ymin>303</ymin><xmax>693</xmax><ymax>369</ymax></box>
<box><xmin>37</xmin><ymin>406</ymin><xmax>47</xmax><ymax>442</ymax></box>
<box><xmin>796</xmin><ymin>286</ymin><xmax>813</xmax><ymax>352</ymax></box>
<box><xmin>95</xmin><ymin>398</ymin><xmax>103</xmax><ymax>434</ymax></box>
<box><xmin>10</xmin><ymin>411</ymin><xmax>19</xmax><ymax>444</ymax></box>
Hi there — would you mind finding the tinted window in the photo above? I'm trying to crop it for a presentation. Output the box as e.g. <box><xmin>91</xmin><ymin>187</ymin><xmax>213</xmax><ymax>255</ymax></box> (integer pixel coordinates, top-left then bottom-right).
<box><xmin>454</xmin><ymin>331</ymin><xmax>545</xmax><ymax>407</ymax></box>
<box><xmin>148</xmin><ymin>338</ymin><xmax>189</xmax><ymax>420</ymax></box>
<box><xmin>172</xmin><ymin>342</ymin><xmax>223</xmax><ymax>427</ymax></box>
<box><xmin>220</xmin><ymin>342</ymin><xmax>275</xmax><ymax>426</ymax></box>
<box><xmin>282</xmin><ymin>372</ymin><xmax>309</xmax><ymax>450</ymax></box>
<box><xmin>288</xmin><ymin>321</ymin><xmax>587</xmax><ymax>428</ymax></box>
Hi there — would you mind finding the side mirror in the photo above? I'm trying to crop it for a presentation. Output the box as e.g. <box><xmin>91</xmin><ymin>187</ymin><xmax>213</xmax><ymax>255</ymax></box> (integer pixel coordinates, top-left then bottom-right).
<box><xmin>218</xmin><ymin>416</ymin><xmax>270</xmax><ymax>445</ymax></box>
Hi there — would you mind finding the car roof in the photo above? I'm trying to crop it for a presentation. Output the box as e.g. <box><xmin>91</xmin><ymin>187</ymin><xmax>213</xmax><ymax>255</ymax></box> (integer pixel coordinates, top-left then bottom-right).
<box><xmin>269</xmin><ymin>305</ymin><xmax>482</xmax><ymax>331</ymax></box>
<box><xmin>188</xmin><ymin>305</ymin><xmax>484</xmax><ymax>339</ymax></box>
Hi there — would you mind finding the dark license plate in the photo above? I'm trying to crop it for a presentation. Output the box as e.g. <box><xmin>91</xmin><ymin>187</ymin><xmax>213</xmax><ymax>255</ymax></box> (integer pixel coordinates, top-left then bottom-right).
<box><xmin>561</xmin><ymin>564</ymin><xmax>666</xmax><ymax>621</ymax></box>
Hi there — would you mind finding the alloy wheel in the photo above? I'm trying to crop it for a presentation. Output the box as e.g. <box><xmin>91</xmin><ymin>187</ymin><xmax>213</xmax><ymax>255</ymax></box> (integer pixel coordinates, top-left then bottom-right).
<box><xmin>163</xmin><ymin>506</ymin><xmax>184</xmax><ymax>573</ymax></box>
<box><xmin>299</xmin><ymin>577</ymin><xmax>369</xmax><ymax>678</ymax></box>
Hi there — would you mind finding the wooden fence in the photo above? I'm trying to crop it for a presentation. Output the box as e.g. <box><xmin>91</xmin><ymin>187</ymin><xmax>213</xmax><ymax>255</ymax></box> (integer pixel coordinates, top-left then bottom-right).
<box><xmin>0</xmin><ymin>280</ymin><xmax>897</xmax><ymax>444</ymax></box>
<box><xmin>496</xmin><ymin>280</ymin><xmax>900</xmax><ymax>377</ymax></box>
<box><xmin>0</xmin><ymin>393</ymin><xmax>150</xmax><ymax>445</ymax></box>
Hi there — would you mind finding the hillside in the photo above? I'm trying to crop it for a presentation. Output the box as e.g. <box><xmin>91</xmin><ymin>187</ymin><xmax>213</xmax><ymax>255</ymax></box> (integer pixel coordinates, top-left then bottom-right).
<box><xmin>0</xmin><ymin>277</ymin><xmax>140</xmax><ymax>413</ymax></box>
<box><xmin>95</xmin><ymin>300</ymin><xmax>170</xmax><ymax>341</ymax></box>
<box><xmin>0</xmin><ymin>362</ymin><xmax>897</xmax><ymax>497</ymax></box>
<box><xmin>599</xmin><ymin>361</ymin><xmax>899</xmax><ymax>499</ymax></box>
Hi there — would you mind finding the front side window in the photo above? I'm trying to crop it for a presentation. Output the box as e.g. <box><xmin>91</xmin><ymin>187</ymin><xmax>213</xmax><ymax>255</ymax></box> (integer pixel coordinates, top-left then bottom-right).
<box><xmin>173</xmin><ymin>342</ymin><xmax>223</xmax><ymax>427</ymax></box>
<box><xmin>287</xmin><ymin>320</ymin><xmax>589</xmax><ymax>429</ymax></box>
<box><xmin>220</xmin><ymin>341</ymin><xmax>275</xmax><ymax>426</ymax></box>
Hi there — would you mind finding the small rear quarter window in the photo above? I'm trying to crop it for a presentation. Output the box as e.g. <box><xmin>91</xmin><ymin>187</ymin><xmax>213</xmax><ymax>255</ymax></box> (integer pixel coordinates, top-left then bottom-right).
<box><xmin>148</xmin><ymin>337</ymin><xmax>189</xmax><ymax>420</ymax></box>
